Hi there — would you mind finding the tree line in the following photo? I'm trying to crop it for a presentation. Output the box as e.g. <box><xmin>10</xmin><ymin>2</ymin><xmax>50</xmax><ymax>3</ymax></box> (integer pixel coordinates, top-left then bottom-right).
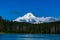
<box><xmin>0</xmin><ymin>16</ymin><xmax>60</xmax><ymax>34</ymax></box>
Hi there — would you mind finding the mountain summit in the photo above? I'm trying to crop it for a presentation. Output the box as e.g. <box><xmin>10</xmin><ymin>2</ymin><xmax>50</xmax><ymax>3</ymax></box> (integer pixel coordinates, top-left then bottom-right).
<box><xmin>13</xmin><ymin>12</ymin><xmax>60</xmax><ymax>24</ymax></box>
<box><xmin>23</xmin><ymin>12</ymin><xmax>36</xmax><ymax>18</ymax></box>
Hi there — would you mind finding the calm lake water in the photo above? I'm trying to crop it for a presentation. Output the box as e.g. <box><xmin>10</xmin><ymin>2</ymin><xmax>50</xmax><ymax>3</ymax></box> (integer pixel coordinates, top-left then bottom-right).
<box><xmin>0</xmin><ymin>34</ymin><xmax>60</xmax><ymax>40</ymax></box>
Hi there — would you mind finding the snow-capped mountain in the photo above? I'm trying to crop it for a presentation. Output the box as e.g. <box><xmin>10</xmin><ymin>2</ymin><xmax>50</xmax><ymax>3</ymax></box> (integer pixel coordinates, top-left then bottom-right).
<box><xmin>13</xmin><ymin>12</ymin><xmax>60</xmax><ymax>24</ymax></box>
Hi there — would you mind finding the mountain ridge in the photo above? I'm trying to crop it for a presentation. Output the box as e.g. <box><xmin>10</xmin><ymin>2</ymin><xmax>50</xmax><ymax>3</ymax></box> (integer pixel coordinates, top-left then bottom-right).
<box><xmin>13</xmin><ymin>12</ymin><xmax>60</xmax><ymax>24</ymax></box>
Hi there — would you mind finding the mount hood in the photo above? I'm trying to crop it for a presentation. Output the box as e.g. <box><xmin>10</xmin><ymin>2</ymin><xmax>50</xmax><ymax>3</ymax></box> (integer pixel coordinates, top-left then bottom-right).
<box><xmin>13</xmin><ymin>12</ymin><xmax>60</xmax><ymax>24</ymax></box>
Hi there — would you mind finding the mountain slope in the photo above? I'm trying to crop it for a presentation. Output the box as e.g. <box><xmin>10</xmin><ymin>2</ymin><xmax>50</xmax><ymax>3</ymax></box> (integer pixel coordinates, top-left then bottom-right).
<box><xmin>13</xmin><ymin>12</ymin><xmax>60</xmax><ymax>24</ymax></box>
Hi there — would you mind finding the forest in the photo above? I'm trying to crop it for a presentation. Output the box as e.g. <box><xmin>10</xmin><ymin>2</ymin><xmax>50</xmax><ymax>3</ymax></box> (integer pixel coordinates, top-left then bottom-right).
<box><xmin>0</xmin><ymin>16</ymin><xmax>60</xmax><ymax>34</ymax></box>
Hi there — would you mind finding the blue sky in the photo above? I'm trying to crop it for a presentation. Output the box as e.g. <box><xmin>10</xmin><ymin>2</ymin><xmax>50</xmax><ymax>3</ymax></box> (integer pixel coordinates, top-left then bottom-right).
<box><xmin>0</xmin><ymin>0</ymin><xmax>60</xmax><ymax>20</ymax></box>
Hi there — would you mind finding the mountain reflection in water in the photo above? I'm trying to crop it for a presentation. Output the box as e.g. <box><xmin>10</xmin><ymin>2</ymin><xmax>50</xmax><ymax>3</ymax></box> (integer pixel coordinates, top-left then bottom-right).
<box><xmin>0</xmin><ymin>34</ymin><xmax>60</xmax><ymax>40</ymax></box>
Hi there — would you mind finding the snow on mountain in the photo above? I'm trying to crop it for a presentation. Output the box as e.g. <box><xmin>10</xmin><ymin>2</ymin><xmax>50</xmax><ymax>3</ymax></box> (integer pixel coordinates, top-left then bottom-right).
<box><xmin>13</xmin><ymin>12</ymin><xmax>60</xmax><ymax>24</ymax></box>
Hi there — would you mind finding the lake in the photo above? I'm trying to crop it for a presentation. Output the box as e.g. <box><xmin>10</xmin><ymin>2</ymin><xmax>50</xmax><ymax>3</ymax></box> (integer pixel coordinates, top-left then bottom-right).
<box><xmin>0</xmin><ymin>34</ymin><xmax>60</xmax><ymax>40</ymax></box>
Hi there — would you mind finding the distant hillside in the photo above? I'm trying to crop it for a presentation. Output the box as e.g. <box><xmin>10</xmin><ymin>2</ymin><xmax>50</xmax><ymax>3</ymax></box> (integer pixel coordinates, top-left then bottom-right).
<box><xmin>0</xmin><ymin>16</ymin><xmax>60</xmax><ymax>34</ymax></box>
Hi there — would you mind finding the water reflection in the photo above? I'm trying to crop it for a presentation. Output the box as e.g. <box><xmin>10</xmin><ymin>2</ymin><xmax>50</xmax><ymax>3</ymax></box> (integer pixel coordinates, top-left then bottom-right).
<box><xmin>0</xmin><ymin>34</ymin><xmax>60</xmax><ymax>40</ymax></box>
<box><xmin>17</xmin><ymin>38</ymin><xmax>49</xmax><ymax>40</ymax></box>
